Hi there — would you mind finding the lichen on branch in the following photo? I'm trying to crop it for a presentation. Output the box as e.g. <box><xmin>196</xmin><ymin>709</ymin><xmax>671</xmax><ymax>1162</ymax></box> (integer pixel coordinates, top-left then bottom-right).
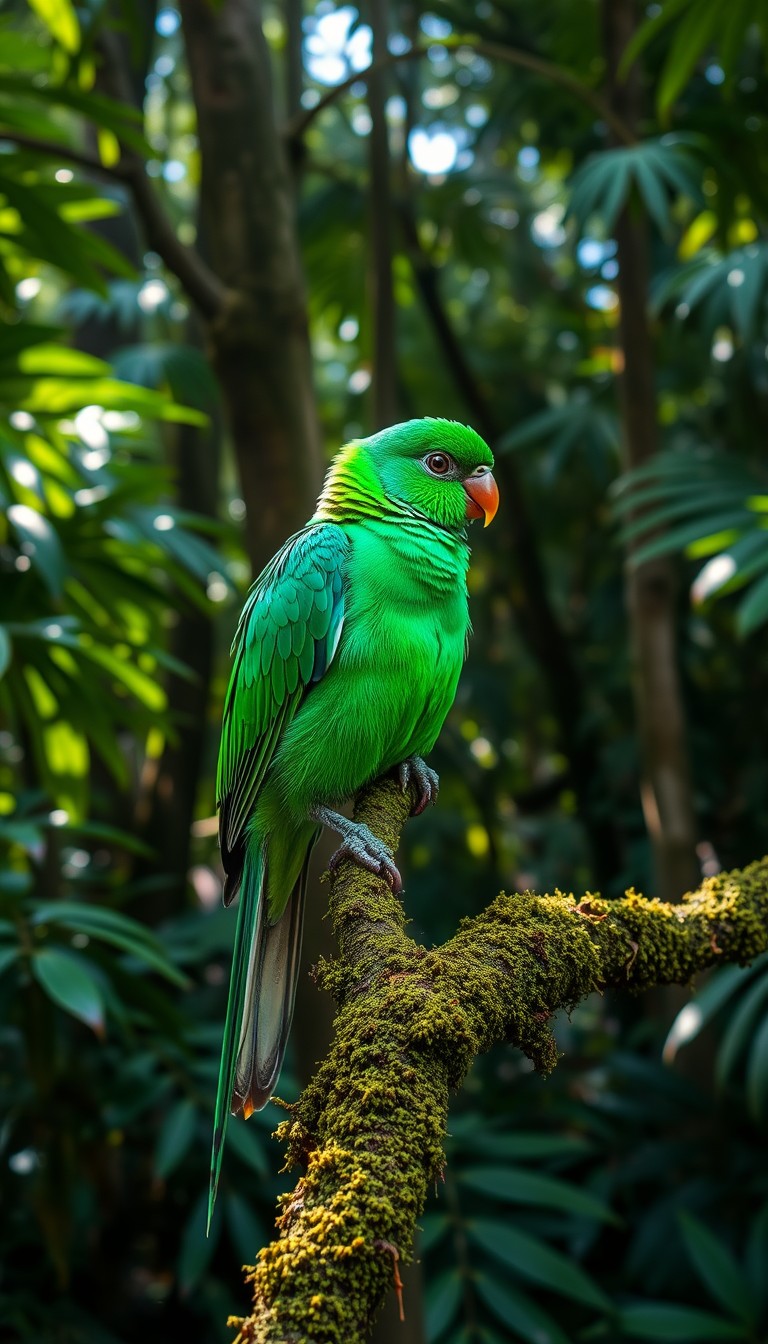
<box><xmin>231</xmin><ymin>778</ymin><xmax>768</xmax><ymax>1344</ymax></box>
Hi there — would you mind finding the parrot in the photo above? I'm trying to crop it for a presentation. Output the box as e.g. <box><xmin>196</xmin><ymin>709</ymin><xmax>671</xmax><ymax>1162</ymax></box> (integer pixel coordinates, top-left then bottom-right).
<box><xmin>208</xmin><ymin>417</ymin><xmax>498</xmax><ymax>1227</ymax></box>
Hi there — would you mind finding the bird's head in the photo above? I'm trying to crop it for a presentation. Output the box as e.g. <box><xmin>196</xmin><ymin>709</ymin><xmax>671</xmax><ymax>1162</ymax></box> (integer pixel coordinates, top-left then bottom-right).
<box><xmin>361</xmin><ymin>418</ymin><xmax>499</xmax><ymax>531</ymax></box>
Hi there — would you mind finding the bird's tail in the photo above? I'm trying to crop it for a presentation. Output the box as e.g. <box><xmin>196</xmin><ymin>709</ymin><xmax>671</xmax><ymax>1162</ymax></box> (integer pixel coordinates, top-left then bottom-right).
<box><xmin>208</xmin><ymin>828</ymin><xmax>317</xmax><ymax>1232</ymax></box>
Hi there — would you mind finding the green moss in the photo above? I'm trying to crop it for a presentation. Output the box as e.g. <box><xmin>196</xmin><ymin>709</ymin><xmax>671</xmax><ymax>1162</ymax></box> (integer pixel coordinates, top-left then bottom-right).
<box><xmin>233</xmin><ymin>783</ymin><xmax>768</xmax><ymax>1344</ymax></box>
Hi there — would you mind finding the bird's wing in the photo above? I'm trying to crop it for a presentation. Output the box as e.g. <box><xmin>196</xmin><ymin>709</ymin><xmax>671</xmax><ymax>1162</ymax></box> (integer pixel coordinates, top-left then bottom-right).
<box><xmin>216</xmin><ymin>522</ymin><xmax>349</xmax><ymax>901</ymax></box>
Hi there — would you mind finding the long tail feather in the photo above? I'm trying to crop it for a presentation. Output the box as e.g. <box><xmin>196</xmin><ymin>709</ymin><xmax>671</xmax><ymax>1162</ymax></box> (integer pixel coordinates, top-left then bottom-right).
<box><xmin>207</xmin><ymin>832</ymin><xmax>317</xmax><ymax>1232</ymax></box>
<box><xmin>207</xmin><ymin>844</ymin><xmax>262</xmax><ymax>1234</ymax></box>
<box><xmin>233</xmin><ymin>838</ymin><xmax>316</xmax><ymax>1114</ymax></box>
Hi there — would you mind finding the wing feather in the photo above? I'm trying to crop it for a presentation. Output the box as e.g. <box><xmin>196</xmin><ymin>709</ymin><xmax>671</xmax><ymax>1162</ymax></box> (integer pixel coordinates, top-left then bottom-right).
<box><xmin>217</xmin><ymin>523</ymin><xmax>349</xmax><ymax>904</ymax></box>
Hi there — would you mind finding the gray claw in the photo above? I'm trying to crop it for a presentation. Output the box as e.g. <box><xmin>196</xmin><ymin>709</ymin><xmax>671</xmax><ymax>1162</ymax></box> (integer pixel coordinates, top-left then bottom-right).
<box><xmin>398</xmin><ymin>755</ymin><xmax>440</xmax><ymax>816</ymax></box>
<box><xmin>328</xmin><ymin>822</ymin><xmax>403</xmax><ymax>895</ymax></box>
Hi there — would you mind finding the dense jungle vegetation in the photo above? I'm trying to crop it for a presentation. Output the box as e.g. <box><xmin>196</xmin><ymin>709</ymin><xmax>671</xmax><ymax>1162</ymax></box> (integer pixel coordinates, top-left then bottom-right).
<box><xmin>3</xmin><ymin>0</ymin><xmax>768</xmax><ymax>1340</ymax></box>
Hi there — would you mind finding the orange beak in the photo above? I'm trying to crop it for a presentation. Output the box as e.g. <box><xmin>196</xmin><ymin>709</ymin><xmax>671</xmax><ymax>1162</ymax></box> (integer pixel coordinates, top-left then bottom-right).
<box><xmin>463</xmin><ymin>471</ymin><xmax>499</xmax><ymax>527</ymax></box>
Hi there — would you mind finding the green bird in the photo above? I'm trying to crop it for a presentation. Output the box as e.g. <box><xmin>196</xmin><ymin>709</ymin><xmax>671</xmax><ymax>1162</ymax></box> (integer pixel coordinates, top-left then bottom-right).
<box><xmin>209</xmin><ymin>417</ymin><xmax>498</xmax><ymax>1226</ymax></box>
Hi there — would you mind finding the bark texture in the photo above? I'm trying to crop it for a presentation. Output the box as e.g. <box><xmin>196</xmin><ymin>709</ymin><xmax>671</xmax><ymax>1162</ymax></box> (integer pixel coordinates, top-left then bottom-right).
<box><xmin>231</xmin><ymin>777</ymin><xmax>768</xmax><ymax>1344</ymax></box>
<box><xmin>180</xmin><ymin>0</ymin><xmax>323</xmax><ymax>572</ymax></box>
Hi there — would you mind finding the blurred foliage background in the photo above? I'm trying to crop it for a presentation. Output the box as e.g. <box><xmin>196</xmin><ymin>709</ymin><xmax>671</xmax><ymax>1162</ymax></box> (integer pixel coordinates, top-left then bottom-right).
<box><xmin>2</xmin><ymin>0</ymin><xmax>768</xmax><ymax>1341</ymax></box>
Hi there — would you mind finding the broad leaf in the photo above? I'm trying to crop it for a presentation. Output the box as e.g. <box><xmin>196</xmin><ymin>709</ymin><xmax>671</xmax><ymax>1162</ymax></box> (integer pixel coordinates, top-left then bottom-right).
<box><xmin>459</xmin><ymin>1165</ymin><xmax>618</xmax><ymax>1223</ymax></box>
<box><xmin>468</xmin><ymin>1217</ymin><xmax>611</xmax><ymax>1310</ymax></box>
<box><xmin>153</xmin><ymin>1098</ymin><xmax>198</xmax><ymax>1180</ymax></box>
<box><xmin>475</xmin><ymin>1274</ymin><xmax>571</xmax><ymax>1344</ymax></box>
<box><xmin>617</xmin><ymin>1301</ymin><xmax>746</xmax><ymax>1341</ymax></box>
<box><xmin>33</xmin><ymin>947</ymin><xmax>105</xmax><ymax>1035</ymax></box>
<box><xmin>678</xmin><ymin>1212</ymin><xmax>755</xmax><ymax>1324</ymax></box>
<box><xmin>26</xmin><ymin>0</ymin><xmax>80</xmax><ymax>52</ymax></box>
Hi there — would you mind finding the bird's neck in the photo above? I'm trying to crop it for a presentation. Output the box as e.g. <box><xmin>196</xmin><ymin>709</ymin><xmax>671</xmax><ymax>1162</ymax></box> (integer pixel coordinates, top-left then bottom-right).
<box><xmin>312</xmin><ymin>442</ymin><xmax>401</xmax><ymax>525</ymax></box>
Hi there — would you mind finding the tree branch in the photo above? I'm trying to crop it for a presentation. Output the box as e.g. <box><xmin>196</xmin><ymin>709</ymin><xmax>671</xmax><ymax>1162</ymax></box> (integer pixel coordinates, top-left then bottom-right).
<box><xmin>1</xmin><ymin>131</ymin><xmax>115</xmax><ymax>179</ymax></box>
<box><xmin>286</xmin><ymin>38</ymin><xmax>635</xmax><ymax>150</ymax></box>
<box><xmin>120</xmin><ymin>159</ymin><xmax>226</xmax><ymax>320</ymax></box>
<box><xmin>232</xmin><ymin>777</ymin><xmax>768</xmax><ymax>1343</ymax></box>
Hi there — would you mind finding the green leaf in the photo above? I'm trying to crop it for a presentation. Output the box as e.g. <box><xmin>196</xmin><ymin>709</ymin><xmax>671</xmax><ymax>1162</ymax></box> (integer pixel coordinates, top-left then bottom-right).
<box><xmin>459</xmin><ymin>1166</ymin><xmax>619</xmax><ymax>1224</ymax></box>
<box><xmin>40</xmin><ymin>717</ymin><xmax>89</xmax><ymax>821</ymax></box>
<box><xmin>0</xmin><ymin>76</ymin><xmax>150</xmax><ymax>157</ymax></box>
<box><xmin>617</xmin><ymin>1302</ymin><xmax>746</xmax><ymax>1341</ymax></box>
<box><xmin>474</xmin><ymin>1275</ymin><xmax>571</xmax><ymax>1344</ymax></box>
<box><xmin>153</xmin><ymin>1098</ymin><xmax>198</xmax><ymax>1180</ymax></box>
<box><xmin>745</xmin><ymin>1203</ymin><xmax>768</xmax><ymax>1311</ymax></box>
<box><xmin>657</xmin><ymin>0</ymin><xmax>722</xmax><ymax>120</ymax></box>
<box><xmin>61</xmin><ymin>820</ymin><xmax>154</xmax><ymax>857</ymax></box>
<box><xmin>111</xmin><ymin>343</ymin><xmax>220</xmax><ymax>413</ymax></box>
<box><xmin>468</xmin><ymin>1217</ymin><xmax>611</xmax><ymax>1311</ymax></box>
<box><xmin>633</xmin><ymin>155</ymin><xmax>673</xmax><ymax>235</ymax></box>
<box><xmin>663</xmin><ymin>963</ymin><xmax>763</xmax><ymax>1062</ymax></box>
<box><xmin>33</xmin><ymin>946</ymin><xmax>105</xmax><ymax>1035</ymax></box>
<box><xmin>716</xmin><ymin>971</ymin><xmax>768</xmax><ymax>1089</ymax></box>
<box><xmin>225</xmin><ymin>1192</ymin><xmax>267</xmax><ymax>1269</ymax></box>
<box><xmin>0</xmin><ymin>945</ymin><xmax>19</xmax><ymax>977</ymax></box>
<box><xmin>177</xmin><ymin>1189</ymin><xmax>220</xmax><ymax>1295</ymax></box>
<box><xmin>618</xmin><ymin>0</ymin><xmax>695</xmax><ymax>78</ymax></box>
<box><xmin>26</xmin><ymin>0</ymin><xmax>80</xmax><ymax>53</ymax></box>
<box><xmin>424</xmin><ymin>1269</ymin><xmax>463</xmax><ymax>1340</ymax></box>
<box><xmin>7</xmin><ymin>504</ymin><xmax>66</xmax><ymax>595</ymax></box>
<box><xmin>418</xmin><ymin>1212</ymin><xmax>450</xmax><ymax>1254</ymax></box>
<box><xmin>30</xmin><ymin>901</ymin><xmax>189</xmax><ymax>988</ymax></box>
<box><xmin>0</xmin><ymin>627</ymin><xmax>11</xmax><ymax>679</ymax></box>
<box><xmin>11</xmin><ymin>343</ymin><xmax>111</xmax><ymax>378</ymax></box>
<box><xmin>76</xmin><ymin>644</ymin><xmax>167</xmax><ymax>712</ymax></box>
<box><xmin>746</xmin><ymin>1011</ymin><xmax>768</xmax><ymax>1121</ymax></box>
<box><xmin>499</xmin><ymin>404</ymin><xmax>589</xmax><ymax>453</ymax></box>
<box><xmin>678</xmin><ymin>1212</ymin><xmax>755</xmax><ymax>1324</ymax></box>
<box><xmin>467</xmin><ymin>1132</ymin><xmax>591</xmax><ymax>1162</ymax></box>
<box><xmin>627</xmin><ymin>514</ymin><xmax>751</xmax><ymax>568</ymax></box>
<box><xmin>567</xmin><ymin>141</ymin><xmax>700</xmax><ymax>236</ymax></box>
<box><xmin>736</xmin><ymin>570</ymin><xmax>768</xmax><ymax>638</ymax></box>
<box><xmin>0</xmin><ymin>171</ymin><xmax>104</xmax><ymax>292</ymax></box>
<box><xmin>2</xmin><ymin>374</ymin><xmax>207</xmax><ymax>425</ymax></box>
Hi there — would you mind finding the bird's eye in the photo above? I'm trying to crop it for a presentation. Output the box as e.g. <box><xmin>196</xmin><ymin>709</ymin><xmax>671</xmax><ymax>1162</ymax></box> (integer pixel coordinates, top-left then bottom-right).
<box><xmin>425</xmin><ymin>452</ymin><xmax>452</xmax><ymax>476</ymax></box>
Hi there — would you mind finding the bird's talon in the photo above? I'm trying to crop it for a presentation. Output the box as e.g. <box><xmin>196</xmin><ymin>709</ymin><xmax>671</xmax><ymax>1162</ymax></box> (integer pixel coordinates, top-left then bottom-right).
<box><xmin>326</xmin><ymin>820</ymin><xmax>403</xmax><ymax>894</ymax></box>
<box><xmin>398</xmin><ymin>755</ymin><xmax>439</xmax><ymax>816</ymax></box>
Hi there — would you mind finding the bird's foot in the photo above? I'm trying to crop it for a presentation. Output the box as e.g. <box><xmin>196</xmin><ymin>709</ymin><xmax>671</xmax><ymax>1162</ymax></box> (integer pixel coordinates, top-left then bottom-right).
<box><xmin>398</xmin><ymin>755</ymin><xmax>439</xmax><ymax>816</ymax></box>
<box><xmin>311</xmin><ymin>806</ymin><xmax>403</xmax><ymax>894</ymax></box>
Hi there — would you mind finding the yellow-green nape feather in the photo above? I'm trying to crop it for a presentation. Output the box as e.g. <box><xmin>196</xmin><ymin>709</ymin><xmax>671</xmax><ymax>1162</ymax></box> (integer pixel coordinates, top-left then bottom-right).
<box><xmin>313</xmin><ymin>440</ymin><xmax>388</xmax><ymax>523</ymax></box>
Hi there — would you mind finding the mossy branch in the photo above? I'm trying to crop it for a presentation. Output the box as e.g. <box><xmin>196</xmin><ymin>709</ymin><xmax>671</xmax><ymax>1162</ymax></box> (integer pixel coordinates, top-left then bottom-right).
<box><xmin>232</xmin><ymin>778</ymin><xmax>768</xmax><ymax>1344</ymax></box>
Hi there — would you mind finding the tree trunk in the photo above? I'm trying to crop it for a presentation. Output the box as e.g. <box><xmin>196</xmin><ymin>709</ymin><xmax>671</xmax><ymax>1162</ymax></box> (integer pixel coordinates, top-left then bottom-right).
<box><xmin>180</xmin><ymin>0</ymin><xmax>323</xmax><ymax>574</ymax></box>
<box><xmin>602</xmin><ymin>0</ymin><xmax>698</xmax><ymax>904</ymax></box>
